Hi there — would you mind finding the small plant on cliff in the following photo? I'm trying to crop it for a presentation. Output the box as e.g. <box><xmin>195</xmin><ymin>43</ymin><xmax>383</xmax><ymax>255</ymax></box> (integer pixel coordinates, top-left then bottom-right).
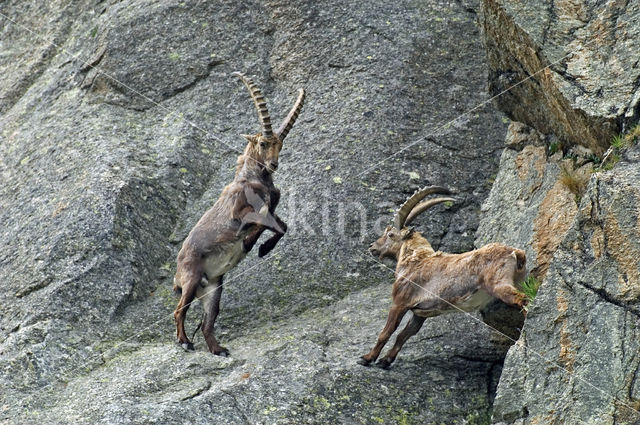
<box><xmin>548</xmin><ymin>141</ymin><xmax>561</xmax><ymax>156</ymax></box>
<box><xmin>599</xmin><ymin>124</ymin><xmax>640</xmax><ymax>171</ymax></box>
<box><xmin>521</xmin><ymin>275</ymin><xmax>541</xmax><ymax>313</ymax></box>
<box><xmin>559</xmin><ymin>164</ymin><xmax>590</xmax><ymax>203</ymax></box>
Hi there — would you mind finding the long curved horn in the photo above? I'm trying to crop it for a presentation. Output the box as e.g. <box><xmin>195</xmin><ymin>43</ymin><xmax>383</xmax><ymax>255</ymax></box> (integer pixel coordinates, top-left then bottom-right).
<box><xmin>277</xmin><ymin>88</ymin><xmax>305</xmax><ymax>141</ymax></box>
<box><xmin>393</xmin><ymin>186</ymin><xmax>451</xmax><ymax>229</ymax></box>
<box><xmin>404</xmin><ymin>197</ymin><xmax>455</xmax><ymax>226</ymax></box>
<box><xmin>232</xmin><ymin>72</ymin><xmax>273</xmax><ymax>138</ymax></box>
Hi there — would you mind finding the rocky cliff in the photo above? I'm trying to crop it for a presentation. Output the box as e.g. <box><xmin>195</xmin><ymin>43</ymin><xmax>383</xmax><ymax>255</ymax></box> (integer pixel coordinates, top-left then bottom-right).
<box><xmin>479</xmin><ymin>0</ymin><xmax>640</xmax><ymax>424</ymax></box>
<box><xmin>1</xmin><ymin>0</ymin><xmax>638</xmax><ymax>424</ymax></box>
<box><xmin>1</xmin><ymin>0</ymin><xmax>510</xmax><ymax>423</ymax></box>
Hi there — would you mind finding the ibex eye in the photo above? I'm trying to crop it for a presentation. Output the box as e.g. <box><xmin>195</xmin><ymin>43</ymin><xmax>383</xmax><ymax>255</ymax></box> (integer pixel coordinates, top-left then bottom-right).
<box><xmin>260</xmin><ymin>142</ymin><xmax>266</xmax><ymax>148</ymax></box>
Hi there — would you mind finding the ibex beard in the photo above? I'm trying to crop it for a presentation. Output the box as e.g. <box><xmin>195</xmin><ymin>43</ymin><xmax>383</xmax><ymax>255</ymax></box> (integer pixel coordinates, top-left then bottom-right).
<box><xmin>173</xmin><ymin>72</ymin><xmax>304</xmax><ymax>355</ymax></box>
<box><xmin>359</xmin><ymin>186</ymin><xmax>528</xmax><ymax>369</ymax></box>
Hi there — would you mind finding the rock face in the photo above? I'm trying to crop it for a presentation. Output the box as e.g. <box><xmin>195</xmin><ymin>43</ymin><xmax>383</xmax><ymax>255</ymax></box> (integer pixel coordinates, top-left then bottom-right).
<box><xmin>491</xmin><ymin>144</ymin><xmax>640</xmax><ymax>424</ymax></box>
<box><xmin>480</xmin><ymin>0</ymin><xmax>640</xmax><ymax>155</ymax></box>
<box><xmin>4</xmin><ymin>0</ymin><xmax>637</xmax><ymax>422</ymax></box>
<box><xmin>477</xmin><ymin>0</ymin><xmax>640</xmax><ymax>423</ymax></box>
<box><xmin>476</xmin><ymin>121</ymin><xmax>590</xmax><ymax>281</ymax></box>
<box><xmin>0</xmin><ymin>0</ymin><xmax>512</xmax><ymax>423</ymax></box>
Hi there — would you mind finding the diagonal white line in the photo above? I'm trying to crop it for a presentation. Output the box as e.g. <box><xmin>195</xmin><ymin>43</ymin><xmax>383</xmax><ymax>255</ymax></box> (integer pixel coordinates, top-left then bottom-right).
<box><xmin>361</xmin><ymin>251</ymin><xmax>640</xmax><ymax>418</ymax></box>
<box><xmin>0</xmin><ymin>10</ymin><xmax>296</xmax><ymax>413</ymax></box>
<box><xmin>3</xmin><ymin>3</ymin><xmax>634</xmax><ymax>420</ymax></box>
<box><xmin>354</xmin><ymin>37</ymin><xmax>596</xmax><ymax>180</ymax></box>
<box><xmin>0</xmin><ymin>10</ymin><xmax>283</xmax><ymax>173</ymax></box>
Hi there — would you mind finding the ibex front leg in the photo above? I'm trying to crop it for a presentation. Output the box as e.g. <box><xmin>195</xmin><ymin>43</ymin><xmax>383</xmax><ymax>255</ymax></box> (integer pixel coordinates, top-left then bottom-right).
<box><xmin>358</xmin><ymin>305</ymin><xmax>408</xmax><ymax>366</ymax></box>
<box><xmin>243</xmin><ymin>225</ymin><xmax>266</xmax><ymax>253</ymax></box>
<box><xmin>240</xmin><ymin>213</ymin><xmax>287</xmax><ymax>257</ymax></box>
<box><xmin>258</xmin><ymin>215</ymin><xmax>287</xmax><ymax>257</ymax></box>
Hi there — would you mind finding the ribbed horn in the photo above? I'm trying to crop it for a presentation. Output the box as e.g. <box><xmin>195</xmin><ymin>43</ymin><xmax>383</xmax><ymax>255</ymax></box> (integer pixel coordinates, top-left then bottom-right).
<box><xmin>232</xmin><ymin>72</ymin><xmax>273</xmax><ymax>138</ymax></box>
<box><xmin>277</xmin><ymin>88</ymin><xmax>305</xmax><ymax>141</ymax></box>
<box><xmin>393</xmin><ymin>186</ymin><xmax>452</xmax><ymax>229</ymax></box>
<box><xmin>404</xmin><ymin>197</ymin><xmax>455</xmax><ymax>227</ymax></box>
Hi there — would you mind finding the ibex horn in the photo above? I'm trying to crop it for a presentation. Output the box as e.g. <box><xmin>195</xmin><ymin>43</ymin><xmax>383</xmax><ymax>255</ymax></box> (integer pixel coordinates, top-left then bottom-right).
<box><xmin>404</xmin><ymin>197</ymin><xmax>455</xmax><ymax>227</ymax></box>
<box><xmin>232</xmin><ymin>72</ymin><xmax>273</xmax><ymax>138</ymax></box>
<box><xmin>277</xmin><ymin>88</ymin><xmax>305</xmax><ymax>141</ymax></box>
<box><xmin>393</xmin><ymin>186</ymin><xmax>452</xmax><ymax>229</ymax></box>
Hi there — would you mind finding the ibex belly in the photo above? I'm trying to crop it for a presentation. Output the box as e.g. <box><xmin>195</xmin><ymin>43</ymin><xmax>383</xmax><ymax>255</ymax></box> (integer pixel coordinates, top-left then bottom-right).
<box><xmin>455</xmin><ymin>289</ymin><xmax>494</xmax><ymax>311</ymax></box>
<box><xmin>413</xmin><ymin>289</ymin><xmax>495</xmax><ymax>317</ymax></box>
<box><xmin>203</xmin><ymin>240</ymin><xmax>247</xmax><ymax>280</ymax></box>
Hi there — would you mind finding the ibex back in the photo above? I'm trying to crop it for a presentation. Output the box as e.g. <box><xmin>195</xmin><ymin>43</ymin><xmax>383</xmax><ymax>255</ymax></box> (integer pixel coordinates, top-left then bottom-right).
<box><xmin>173</xmin><ymin>73</ymin><xmax>304</xmax><ymax>355</ymax></box>
<box><xmin>359</xmin><ymin>187</ymin><xmax>527</xmax><ymax>369</ymax></box>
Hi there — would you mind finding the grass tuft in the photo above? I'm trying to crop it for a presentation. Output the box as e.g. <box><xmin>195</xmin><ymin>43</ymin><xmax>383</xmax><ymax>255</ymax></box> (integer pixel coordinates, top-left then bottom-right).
<box><xmin>521</xmin><ymin>275</ymin><xmax>541</xmax><ymax>312</ymax></box>
<box><xmin>599</xmin><ymin>123</ymin><xmax>640</xmax><ymax>171</ymax></box>
<box><xmin>559</xmin><ymin>165</ymin><xmax>589</xmax><ymax>199</ymax></box>
<box><xmin>548</xmin><ymin>141</ymin><xmax>561</xmax><ymax>156</ymax></box>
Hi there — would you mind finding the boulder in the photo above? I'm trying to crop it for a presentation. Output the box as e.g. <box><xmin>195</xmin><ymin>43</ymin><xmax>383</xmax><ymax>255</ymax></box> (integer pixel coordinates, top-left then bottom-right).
<box><xmin>479</xmin><ymin>0</ymin><xmax>640</xmax><ymax>155</ymax></box>
<box><xmin>476</xmin><ymin>121</ymin><xmax>590</xmax><ymax>281</ymax></box>
<box><xmin>478</xmin><ymin>1</ymin><xmax>640</xmax><ymax>422</ymax></box>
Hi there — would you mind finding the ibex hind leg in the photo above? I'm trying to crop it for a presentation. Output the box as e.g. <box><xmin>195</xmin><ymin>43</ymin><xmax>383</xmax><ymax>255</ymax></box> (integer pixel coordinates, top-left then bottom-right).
<box><xmin>358</xmin><ymin>306</ymin><xmax>408</xmax><ymax>366</ymax></box>
<box><xmin>174</xmin><ymin>270</ymin><xmax>201</xmax><ymax>351</ymax></box>
<box><xmin>377</xmin><ymin>314</ymin><xmax>426</xmax><ymax>369</ymax></box>
<box><xmin>200</xmin><ymin>275</ymin><xmax>229</xmax><ymax>356</ymax></box>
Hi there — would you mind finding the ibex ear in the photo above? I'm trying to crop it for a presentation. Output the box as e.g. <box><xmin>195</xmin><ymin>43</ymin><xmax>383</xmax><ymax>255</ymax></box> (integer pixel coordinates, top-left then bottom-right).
<box><xmin>402</xmin><ymin>227</ymin><xmax>415</xmax><ymax>239</ymax></box>
<box><xmin>511</xmin><ymin>250</ymin><xmax>526</xmax><ymax>269</ymax></box>
<box><xmin>242</xmin><ymin>134</ymin><xmax>257</xmax><ymax>144</ymax></box>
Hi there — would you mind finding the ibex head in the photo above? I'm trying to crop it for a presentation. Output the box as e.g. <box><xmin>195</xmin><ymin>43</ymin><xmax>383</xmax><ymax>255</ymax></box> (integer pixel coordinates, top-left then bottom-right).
<box><xmin>233</xmin><ymin>72</ymin><xmax>305</xmax><ymax>174</ymax></box>
<box><xmin>369</xmin><ymin>186</ymin><xmax>454</xmax><ymax>261</ymax></box>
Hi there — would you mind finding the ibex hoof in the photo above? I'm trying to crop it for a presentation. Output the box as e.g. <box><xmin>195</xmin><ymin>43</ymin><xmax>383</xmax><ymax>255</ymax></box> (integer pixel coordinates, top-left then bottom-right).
<box><xmin>214</xmin><ymin>348</ymin><xmax>230</xmax><ymax>357</ymax></box>
<box><xmin>375</xmin><ymin>359</ymin><xmax>392</xmax><ymax>370</ymax></box>
<box><xmin>181</xmin><ymin>342</ymin><xmax>195</xmax><ymax>351</ymax></box>
<box><xmin>357</xmin><ymin>357</ymin><xmax>372</xmax><ymax>367</ymax></box>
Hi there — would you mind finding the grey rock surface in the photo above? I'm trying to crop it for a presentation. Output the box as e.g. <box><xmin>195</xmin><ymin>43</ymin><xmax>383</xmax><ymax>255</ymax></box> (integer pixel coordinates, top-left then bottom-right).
<box><xmin>0</xmin><ymin>0</ymin><xmax>511</xmax><ymax>423</ymax></box>
<box><xmin>479</xmin><ymin>0</ymin><xmax>640</xmax><ymax>155</ymax></box>
<box><xmin>13</xmin><ymin>283</ymin><xmax>509</xmax><ymax>424</ymax></box>
<box><xmin>476</xmin><ymin>2</ymin><xmax>640</xmax><ymax>423</ymax></box>
<box><xmin>491</xmin><ymin>144</ymin><xmax>640</xmax><ymax>424</ymax></box>
<box><xmin>476</xmin><ymin>121</ymin><xmax>589</xmax><ymax>280</ymax></box>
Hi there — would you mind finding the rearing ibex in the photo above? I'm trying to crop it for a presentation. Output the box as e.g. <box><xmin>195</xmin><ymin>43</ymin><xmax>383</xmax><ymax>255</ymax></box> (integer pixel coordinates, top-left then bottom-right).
<box><xmin>359</xmin><ymin>186</ymin><xmax>527</xmax><ymax>369</ymax></box>
<box><xmin>173</xmin><ymin>73</ymin><xmax>304</xmax><ymax>355</ymax></box>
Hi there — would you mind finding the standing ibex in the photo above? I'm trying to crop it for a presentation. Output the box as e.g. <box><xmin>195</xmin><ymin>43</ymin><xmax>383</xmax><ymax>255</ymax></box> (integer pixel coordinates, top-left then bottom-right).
<box><xmin>359</xmin><ymin>186</ymin><xmax>527</xmax><ymax>369</ymax></box>
<box><xmin>173</xmin><ymin>73</ymin><xmax>304</xmax><ymax>355</ymax></box>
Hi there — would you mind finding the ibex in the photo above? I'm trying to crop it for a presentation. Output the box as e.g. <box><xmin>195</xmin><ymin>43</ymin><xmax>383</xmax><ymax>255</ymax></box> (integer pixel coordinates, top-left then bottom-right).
<box><xmin>359</xmin><ymin>186</ymin><xmax>527</xmax><ymax>369</ymax></box>
<box><xmin>173</xmin><ymin>73</ymin><xmax>304</xmax><ymax>355</ymax></box>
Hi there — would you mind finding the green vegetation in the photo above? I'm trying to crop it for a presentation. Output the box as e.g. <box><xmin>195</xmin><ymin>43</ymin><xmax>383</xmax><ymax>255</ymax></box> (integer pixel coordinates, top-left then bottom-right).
<box><xmin>600</xmin><ymin>152</ymin><xmax>621</xmax><ymax>171</ymax></box>
<box><xmin>599</xmin><ymin>124</ymin><xmax>640</xmax><ymax>171</ymax></box>
<box><xmin>558</xmin><ymin>124</ymin><xmax>639</xmax><ymax>201</ymax></box>
<box><xmin>521</xmin><ymin>275</ymin><xmax>541</xmax><ymax>312</ymax></box>
<box><xmin>465</xmin><ymin>411</ymin><xmax>491</xmax><ymax>425</ymax></box>
<box><xmin>611</xmin><ymin>134</ymin><xmax>625</xmax><ymax>149</ymax></box>
<box><xmin>394</xmin><ymin>409</ymin><xmax>412</xmax><ymax>425</ymax></box>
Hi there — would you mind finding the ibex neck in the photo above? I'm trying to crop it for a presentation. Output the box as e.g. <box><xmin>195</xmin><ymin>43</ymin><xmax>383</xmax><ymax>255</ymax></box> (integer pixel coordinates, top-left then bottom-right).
<box><xmin>236</xmin><ymin>157</ymin><xmax>273</xmax><ymax>183</ymax></box>
<box><xmin>398</xmin><ymin>232</ymin><xmax>435</xmax><ymax>264</ymax></box>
